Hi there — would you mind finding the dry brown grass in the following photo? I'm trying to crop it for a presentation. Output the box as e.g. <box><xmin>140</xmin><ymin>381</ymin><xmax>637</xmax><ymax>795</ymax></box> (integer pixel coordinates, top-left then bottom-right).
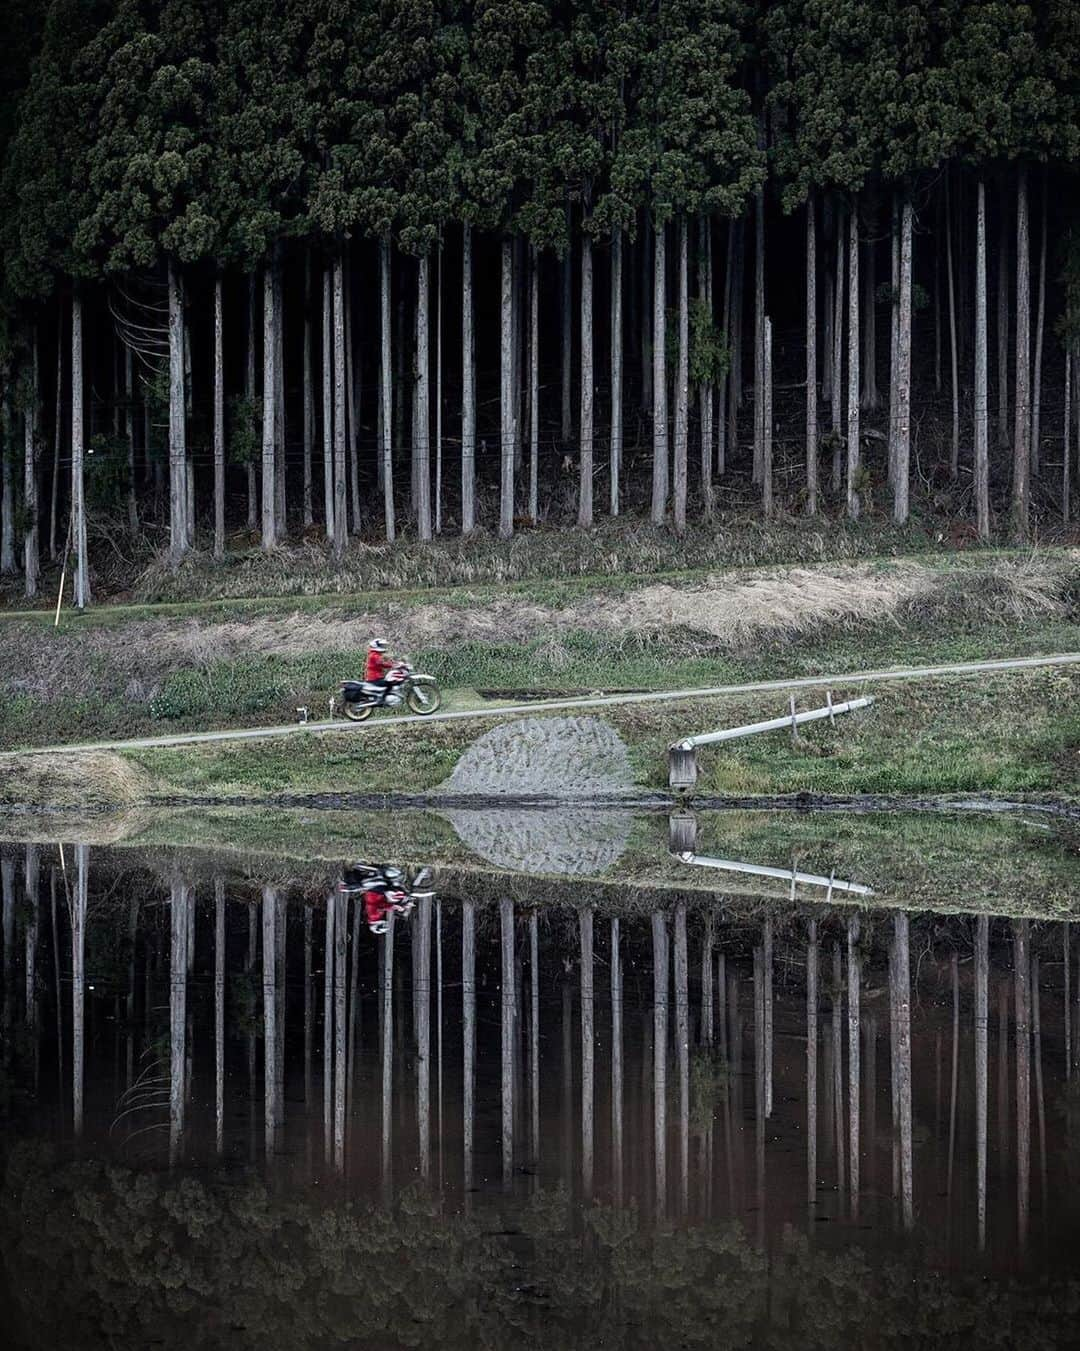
<box><xmin>0</xmin><ymin>752</ymin><xmax>152</xmax><ymax>810</ymax></box>
<box><xmin>1</xmin><ymin>553</ymin><xmax>1077</xmax><ymax>709</ymax></box>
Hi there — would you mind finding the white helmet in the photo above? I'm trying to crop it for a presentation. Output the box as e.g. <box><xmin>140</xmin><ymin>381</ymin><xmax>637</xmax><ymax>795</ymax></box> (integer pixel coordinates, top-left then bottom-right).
<box><xmin>369</xmin><ymin>638</ymin><xmax>388</xmax><ymax>652</ymax></box>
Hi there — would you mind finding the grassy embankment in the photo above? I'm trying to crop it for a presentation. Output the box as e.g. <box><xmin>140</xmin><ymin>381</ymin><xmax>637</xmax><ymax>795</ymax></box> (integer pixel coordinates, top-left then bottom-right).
<box><xmin>1</xmin><ymin>664</ymin><xmax>1076</xmax><ymax>810</ymax></box>
<box><xmin>0</xmin><ymin>547</ymin><xmax>1078</xmax><ymax>752</ymax></box>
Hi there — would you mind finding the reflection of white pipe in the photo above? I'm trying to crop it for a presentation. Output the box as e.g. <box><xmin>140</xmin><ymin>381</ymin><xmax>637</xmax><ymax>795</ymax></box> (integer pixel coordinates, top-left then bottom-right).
<box><xmin>678</xmin><ymin>851</ymin><xmax>873</xmax><ymax>897</ymax></box>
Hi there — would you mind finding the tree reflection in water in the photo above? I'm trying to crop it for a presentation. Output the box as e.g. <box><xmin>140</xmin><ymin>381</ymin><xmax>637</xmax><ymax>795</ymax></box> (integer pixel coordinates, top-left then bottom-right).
<box><xmin>0</xmin><ymin>841</ymin><xmax>1078</xmax><ymax>1348</ymax></box>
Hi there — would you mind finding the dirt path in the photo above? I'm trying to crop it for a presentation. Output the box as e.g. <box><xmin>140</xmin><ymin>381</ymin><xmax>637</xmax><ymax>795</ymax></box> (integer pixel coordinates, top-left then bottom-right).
<box><xmin>3</xmin><ymin>650</ymin><xmax>1079</xmax><ymax>760</ymax></box>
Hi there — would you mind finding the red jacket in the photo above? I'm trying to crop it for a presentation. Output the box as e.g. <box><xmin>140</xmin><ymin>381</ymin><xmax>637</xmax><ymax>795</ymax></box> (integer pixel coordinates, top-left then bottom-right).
<box><xmin>365</xmin><ymin>649</ymin><xmax>394</xmax><ymax>682</ymax></box>
<box><xmin>364</xmin><ymin>889</ymin><xmax>406</xmax><ymax>926</ymax></box>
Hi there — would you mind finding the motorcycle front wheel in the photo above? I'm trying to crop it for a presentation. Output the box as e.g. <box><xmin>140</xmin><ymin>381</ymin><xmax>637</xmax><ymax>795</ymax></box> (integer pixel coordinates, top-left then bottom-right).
<box><xmin>406</xmin><ymin>683</ymin><xmax>442</xmax><ymax>715</ymax></box>
<box><xmin>343</xmin><ymin>701</ymin><xmax>375</xmax><ymax>722</ymax></box>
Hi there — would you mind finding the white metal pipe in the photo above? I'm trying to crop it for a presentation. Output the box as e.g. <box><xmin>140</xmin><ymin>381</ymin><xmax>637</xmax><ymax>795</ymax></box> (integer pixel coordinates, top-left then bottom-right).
<box><xmin>678</xmin><ymin>852</ymin><xmax>873</xmax><ymax>897</ymax></box>
<box><xmin>674</xmin><ymin>696</ymin><xmax>873</xmax><ymax>751</ymax></box>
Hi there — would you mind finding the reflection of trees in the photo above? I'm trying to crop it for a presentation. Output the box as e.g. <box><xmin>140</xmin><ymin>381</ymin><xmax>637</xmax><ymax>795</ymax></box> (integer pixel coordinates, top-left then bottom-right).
<box><xmin>4</xmin><ymin>1149</ymin><xmax>1078</xmax><ymax>1351</ymax></box>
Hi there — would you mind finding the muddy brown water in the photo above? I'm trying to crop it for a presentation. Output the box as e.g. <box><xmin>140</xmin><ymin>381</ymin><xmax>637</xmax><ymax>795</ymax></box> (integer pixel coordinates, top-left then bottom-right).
<box><xmin>2</xmin><ymin>829</ymin><xmax>1080</xmax><ymax>1348</ymax></box>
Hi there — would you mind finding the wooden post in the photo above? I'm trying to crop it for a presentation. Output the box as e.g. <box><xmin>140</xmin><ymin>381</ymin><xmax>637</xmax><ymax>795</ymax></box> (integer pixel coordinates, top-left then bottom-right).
<box><xmin>668</xmin><ymin>745</ymin><xmax>698</xmax><ymax>793</ymax></box>
<box><xmin>789</xmin><ymin>694</ymin><xmax>798</xmax><ymax>746</ymax></box>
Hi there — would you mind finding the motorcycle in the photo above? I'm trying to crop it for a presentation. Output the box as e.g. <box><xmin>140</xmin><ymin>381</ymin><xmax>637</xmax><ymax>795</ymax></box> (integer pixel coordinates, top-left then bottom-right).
<box><xmin>337</xmin><ymin>863</ymin><xmax>434</xmax><ymax>935</ymax></box>
<box><xmin>339</xmin><ymin>659</ymin><xmax>443</xmax><ymax>722</ymax></box>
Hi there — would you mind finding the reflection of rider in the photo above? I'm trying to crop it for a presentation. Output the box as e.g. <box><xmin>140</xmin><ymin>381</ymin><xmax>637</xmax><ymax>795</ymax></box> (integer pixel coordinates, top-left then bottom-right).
<box><xmin>364</xmin><ymin>888</ymin><xmax>409</xmax><ymax>933</ymax></box>
<box><xmin>364</xmin><ymin>638</ymin><xmax>395</xmax><ymax>697</ymax></box>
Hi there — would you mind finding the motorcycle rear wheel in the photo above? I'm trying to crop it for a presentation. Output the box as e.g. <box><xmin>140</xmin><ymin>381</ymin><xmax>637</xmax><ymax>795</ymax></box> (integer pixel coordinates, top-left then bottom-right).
<box><xmin>343</xmin><ymin>701</ymin><xmax>375</xmax><ymax>722</ymax></box>
<box><xmin>406</xmin><ymin>683</ymin><xmax>442</xmax><ymax>715</ymax></box>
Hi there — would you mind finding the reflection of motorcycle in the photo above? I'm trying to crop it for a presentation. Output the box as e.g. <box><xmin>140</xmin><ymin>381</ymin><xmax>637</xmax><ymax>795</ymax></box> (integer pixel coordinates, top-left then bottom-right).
<box><xmin>338</xmin><ymin>863</ymin><xmax>434</xmax><ymax>935</ymax></box>
<box><xmin>339</xmin><ymin>660</ymin><xmax>442</xmax><ymax>722</ymax></box>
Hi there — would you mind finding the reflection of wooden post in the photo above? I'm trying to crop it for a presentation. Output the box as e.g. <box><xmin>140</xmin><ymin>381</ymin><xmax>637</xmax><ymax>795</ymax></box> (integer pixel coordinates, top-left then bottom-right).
<box><xmin>168</xmin><ymin>878</ymin><xmax>189</xmax><ymax>1166</ymax></box>
<box><xmin>1015</xmin><ymin>920</ymin><xmax>1031</xmax><ymax>1255</ymax></box>
<box><xmin>303</xmin><ymin>903</ymin><xmax>312</xmax><ymax>1109</ymax></box>
<box><xmin>807</xmin><ymin>921</ymin><xmax>819</xmax><ymax>1212</ymax></box>
<box><xmin>611</xmin><ymin>917</ymin><xmax>623</xmax><ymax>1205</ymax></box>
<box><xmin>72</xmin><ymin>851</ymin><xmax>88</xmax><ymax>1138</ymax></box>
<box><xmin>529</xmin><ymin>912</ymin><xmax>540</xmax><ymax>1178</ymax></box>
<box><xmin>322</xmin><ymin>894</ymin><xmax>335</xmax><ymax>1162</ymax></box>
<box><xmin>215</xmin><ymin>880</ymin><xmax>225</xmax><ymax>1158</ymax></box>
<box><xmin>437</xmin><ymin>900</ymin><xmax>444</xmax><ymax>1188</ymax></box>
<box><xmin>580</xmin><ymin>909</ymin><xmax>595</xmax><ymax>1200</ymax></box>
<box><xmin>975</xmin><ymin>915</ymin><xmax>989</xmax><ymax>1252</ymax></box>
<box><xmin>463</xmin><ymin>901</ymin><xmax>476</xmax><ymax>1207</ymax></box>
<box><xmin>847</xmin><ymin>916</ymin><xmax>860</xmax><ymax>1219</ymax></box>
<box><xmin>652</xmin><ymin>912</ymin><xmax>669</xmax><ymax>1220</ymax></box>
<box><xmin>501</xmin><ymin>899</ymin><xmax>515</xmax><ymax>1192</ymax></box>
<box><xmin>669</xmin><ymin>811</ymin><xmax>697</xmax><ymax>855</ymax></box>
<box><xmin>894</xmin><ymin>914</ymin><xmax>913</xmax><ymax>1230</ymax></box>
<box><xmin>2</xmin><ymin>856</ymin><xmax>15</xmax><ymax>1041</ymax></box>
<box><xmin>347</xmin><ymin>899</ymin><xmax>362</xmax><ymax>1119</ymax></box>
<box><xmin>674</xmin><ymin>903</ymin><xmax>690</xmax><ymax>1216</ymax></box>
<box><xmin>274</xmin><ymin>892</ymin><xmax>286</xmax><ymax>1132</ymax></box>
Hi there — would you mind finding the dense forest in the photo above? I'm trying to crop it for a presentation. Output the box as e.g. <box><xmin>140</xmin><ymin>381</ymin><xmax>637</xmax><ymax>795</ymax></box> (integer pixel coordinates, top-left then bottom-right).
<box><xmin>1</xmin><ymin>1</ymin><xmax>1079</xmax><ymax>605</ymax></box>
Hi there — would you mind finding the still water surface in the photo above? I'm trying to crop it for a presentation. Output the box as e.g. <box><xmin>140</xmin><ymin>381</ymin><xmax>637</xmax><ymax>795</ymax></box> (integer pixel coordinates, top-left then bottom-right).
<box><xmin>2</xmin><ymin>826</ymin><xmax>1080</xmax><ymax>1348</ymax></box>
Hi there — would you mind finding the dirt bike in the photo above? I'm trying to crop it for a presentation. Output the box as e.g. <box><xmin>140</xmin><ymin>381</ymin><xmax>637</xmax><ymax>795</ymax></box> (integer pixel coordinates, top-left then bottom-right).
<box><xmin>339</xmin><ymin>659</ymin><xmax>442</xmax><ymax>722</ymax></box>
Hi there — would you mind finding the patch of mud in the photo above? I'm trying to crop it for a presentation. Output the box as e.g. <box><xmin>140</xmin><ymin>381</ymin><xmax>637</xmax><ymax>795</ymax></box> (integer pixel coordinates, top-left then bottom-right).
<box><xmin>441</xmin><ymin>806</ymin><xmax>632</xmax><ymax>877</ymax></box>
<box><xmin>437</xmin><ymin>716</ymin><xmax>634</xmax><ymax>798</ymax></box>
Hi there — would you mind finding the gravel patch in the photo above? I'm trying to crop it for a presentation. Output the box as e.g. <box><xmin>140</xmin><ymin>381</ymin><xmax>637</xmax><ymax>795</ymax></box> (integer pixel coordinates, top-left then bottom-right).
<box><xmin>437</xmin><ymin>715</ymin><xmax>635</xmax><ymax>798</ymax></box>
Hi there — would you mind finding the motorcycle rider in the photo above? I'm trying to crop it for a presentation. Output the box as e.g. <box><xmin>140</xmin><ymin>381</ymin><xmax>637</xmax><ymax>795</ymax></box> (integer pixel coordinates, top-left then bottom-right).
<box><xmin>364</xmin><ymin>638</ymin><xmax>396</xmax><ymax>701</ymax></box>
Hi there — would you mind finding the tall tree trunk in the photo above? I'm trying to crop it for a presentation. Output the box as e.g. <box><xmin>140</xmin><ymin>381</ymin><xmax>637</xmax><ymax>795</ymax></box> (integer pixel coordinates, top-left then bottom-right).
<box><xmin>414</xmin><ymin>252</ymin><xmax>432</xmax><ymax>541</ymax></box>
<box><xmin>322</xmin><ymin>264</ymin><xmax>335</xmax><ymax>543</ymax></box>
<box><xmin>435</xmin><ymin>243</ymin><xmax>443</xmax><ymax>535</ymax></box>
<box><xmin>184</xmin><ymin>301</ymin><xmax>195</xmax><ymax>549</ymax></box>
<box><xmin>651</xmin><ymin>217</ymin><xmax>668</xmax><ymax>524</ymax></box>
<box><xmin>212</xmin><ymin>275</ymin><xmax>225</xmax><ymax>561</ymax></box>
<box><xmin>274</xmin><ymin>263</ymin><xmax>286</xmax><ymax>533</ymax></box>
<box><xmin>579</xmin><ymin>232</ymin><xmax>594</xmax><ymax>528</ymax></box>
<box><xmin>888</xmin><ymin>197</ymin><xmax>899</xmax><ymax>485</ymax></box>
<box><xmin>461</xmin><ymin>223</ymin><xmax>475</xmax><ymax>535</ymax></box>
<box><xmin>752</xmin><ymin>187</ymin><xmax>765</xmax><ymax>485</ymax></box>
<box><xmin>860</xmin><ymin>200</ymin><xmax>879</xmax><ymax>410</ymax></box>
<box><xmin>379</xmin><ymin>237</ymin><xmax>395</xmax><ymax>543</ymax></box>
<box><xmin>698</xmin><ymin>215</ymin><xmax>714</xmax><ymax>518</ymax></box>
<box><xmin>50</xmin><ymin>303</ymin><xmax>62</xmax><ymax>562</ymax></box>
<box><xmin>831</xmin><ymin>206</ymin><xmax>845</xmax><ymax>492</ymax></box>
<box><xmin>302</xmin><ymin>252</ymin><xmax>314</xmax><ymax>528</ymax></box>
<box><xmin>561</xmin><ymin>219</ymin><xmax>573</xmax><ymax>444</ymax></box>
<box><xmin>997</xmin><ymin>180</ymin><xmax>1011</xmax><ymax>451</ymax></box>
<box><xmin>345</xmin><ymin>262</ymin><xmax>359</xmax><ymax>535</ymax></box>
<box><xmin>823</xmin><ymin>198</ymin><xmax>834</xmax><ymax>405</ymax></box>
<box><xmin>894</xmin><ymin>198</ymin><xmax>913</xmax><ymax>524</ymax></box>
<box><xmin>974</xmin><ymin>180</ymin><xmax>990</xmax><ymax>539</ymax></box>
<box><xmin>763</xmin><ymin>316</ymin><xmax>773</xmax><ymax>518</ymax></box>
<box><xmin>168</xmin><ymin>259</ymin><xmax>189</xmax><ymax>562</ymax></box>
<box><xmin>499</xmin><ymin>237</ymin><xmax>515</xmax><ymax>540</ymax></box>
<box><xmin>610</xmin><ymin>226</ymin><xmax>623</xmax><ymax>516</ymax></box>
<box><xmin>732</xmin><ymin>217</ymin><xmax>745</xmax><ymax>417</ymax></box>
<box><xmin>1065</xmin><ymin>349</ymin><xmax>1072</xmax><ymax>526</ymax></box>
<box><xmin>332</xmin><ymin>254</ymin><xmax>347</xmax><ymax>563</ymax></box>
<box><xmin>1030</xmin><ymin>170</ymin><xmax>1047</xmax><ymax>479</ymax></box>
<box><xmin>846</xmin><ymin>202</ymin><xmax>860</xmax><ymax>518</ymax></box>
<box><xmin>641</xmin><ymin>213</ymin><xmax>653</xmax><ymax>414</ymax></box>
<box><xmin>123</xmin><ymin>342</ymin><xmax>136</xmax><ymax>537</ymax></box>
<box><xmin>246</xmin><ymin>274</ymin><xmax>257</xmax><ymax>531</ymax></box>
<box><xmin>261</xmin><ymin>261</ymin><xmax>277</xmax><ymax>548</ymax></box>
<box><xmin>946</xmin><ymin>171</ymin><xmax>960</xmax><ymax>480</ymax></box>
<box><xmin>719</xmin><ymin>220</ymin><xmax>735</xmax><ymax>477</ymax></box>
<box><xmin>934</xmin><ymin>194</ymin><xmax>942</xmax><ymax>393</ymax></box>
<box><xmin>806</xmin><ymin>195</ymin><xmax>818</xmax><ymax>515</ymax></box>
<box><xmin>528</xmin><ymin>244</ymin><xmax>539</xmax><ymax>522</ymax></box>
<box><xmin>24</xmin><ymin>323</ymin><xmax>39</xmax><ymax>596</ymax></box>
<box><xmin>1013</xmin><ymin>163</ymin><xmax>1031</xmax><ymax>539</ymax></box>
<box><xmin>673</xmin><ymin>216</ymin><xmax>689</xmax><ymax>533</ymax></box>
<box><xmin>1</xmin><ymin>388</ymin><xmax>16</xmax><ymax>576</ymax></box>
